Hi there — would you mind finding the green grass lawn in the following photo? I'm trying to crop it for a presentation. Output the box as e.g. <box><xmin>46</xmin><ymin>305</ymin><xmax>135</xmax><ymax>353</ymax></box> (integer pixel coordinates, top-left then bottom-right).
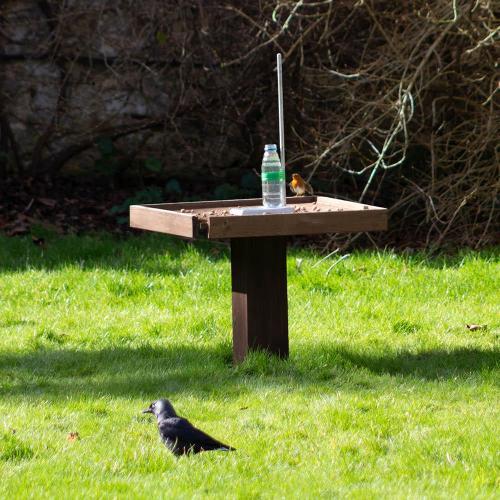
<box><xmin>0</xmin><ymin>234</ymin><xmax>498</xmax><ymax>499</ymax></box>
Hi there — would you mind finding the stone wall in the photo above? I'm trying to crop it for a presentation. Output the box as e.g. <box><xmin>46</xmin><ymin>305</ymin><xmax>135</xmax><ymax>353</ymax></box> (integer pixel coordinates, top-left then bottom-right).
<box><xmin>1</xmin><ymin>0</ymin><xmax>258</xmax><ymax>178</ymax></box>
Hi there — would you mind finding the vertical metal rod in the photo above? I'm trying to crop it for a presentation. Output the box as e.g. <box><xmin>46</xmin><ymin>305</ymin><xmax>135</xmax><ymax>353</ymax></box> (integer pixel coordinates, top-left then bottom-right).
<box><xmin>277</xmin><ymin>53</ymin><xmax>285</xmax><ymax>170</ymax></box>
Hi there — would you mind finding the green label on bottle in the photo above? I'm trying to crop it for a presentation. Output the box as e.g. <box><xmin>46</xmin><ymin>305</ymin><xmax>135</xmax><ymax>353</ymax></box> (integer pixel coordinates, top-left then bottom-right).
<box><xmin>262</xmin><ymin>171</ymin><xmax>285</xmax><ymax>182</ymax></box>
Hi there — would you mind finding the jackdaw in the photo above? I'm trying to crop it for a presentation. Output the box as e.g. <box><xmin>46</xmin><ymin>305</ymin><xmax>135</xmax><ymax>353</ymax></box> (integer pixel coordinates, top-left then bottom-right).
<box><xmin>142</xmin><ymin>399</ymin><xmax>235</xmax><ymax>456</ymax></box>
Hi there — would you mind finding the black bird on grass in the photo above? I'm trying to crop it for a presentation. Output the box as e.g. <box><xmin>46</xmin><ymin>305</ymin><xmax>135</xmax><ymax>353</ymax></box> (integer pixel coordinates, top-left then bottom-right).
<box><xmin>142</xmin><ymin>399</ymin><xmax>235</xmax><ymax>456</ymax></box>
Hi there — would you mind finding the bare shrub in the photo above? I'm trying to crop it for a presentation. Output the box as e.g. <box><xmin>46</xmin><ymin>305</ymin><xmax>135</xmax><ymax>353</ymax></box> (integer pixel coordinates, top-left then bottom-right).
<box><xmin>1</xmin><ymin>0</ymin><xmax>498</xmax><ymax>247</ymax></box>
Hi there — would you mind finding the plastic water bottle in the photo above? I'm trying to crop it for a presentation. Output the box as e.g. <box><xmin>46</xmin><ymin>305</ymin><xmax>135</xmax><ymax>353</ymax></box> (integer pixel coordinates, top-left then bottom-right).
<box><xmin>261</xmin><ymin>144</ymin><xmax>286</xmax><ymax>208</ymax></box>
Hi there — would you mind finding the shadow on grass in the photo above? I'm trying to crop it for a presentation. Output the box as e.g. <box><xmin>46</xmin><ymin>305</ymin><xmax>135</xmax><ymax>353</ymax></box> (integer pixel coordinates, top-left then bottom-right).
<box><xmin>0</xmin><ymin>233</ymin><xmax>229</xmax><ymax>274</ymax></box>
<box><xmin>1</xmin><ymin>234</ymin><xmax>497</xmax><ymax>275</ymax></box>
<box><xmin>401</xmin><ymin>248</ymin><xmax>499</xmax><ymax>269</ymax></box>
<box><xmin>339</xmin><ymin>347</ymin><xmax>499</xmax><ymax>379</ymax></box>
<box><xmin>0</xmin><ymin>343</ymin><xmax>497</xmax><ymax>400</ymax></box>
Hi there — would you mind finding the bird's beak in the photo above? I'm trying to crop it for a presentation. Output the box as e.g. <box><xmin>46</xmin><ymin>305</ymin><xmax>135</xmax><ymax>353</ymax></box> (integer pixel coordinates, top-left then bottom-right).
<box><xmin>142</xmin><ymin>408</ymin><xmax>153</xmax><ymax>414</ymax></box>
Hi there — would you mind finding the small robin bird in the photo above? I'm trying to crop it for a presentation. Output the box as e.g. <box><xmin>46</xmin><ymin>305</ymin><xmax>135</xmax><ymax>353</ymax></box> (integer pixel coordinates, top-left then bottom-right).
<box><xmin>289</xmin><ymin>173</ymin><xmax>314</xmax><ymax>196</ymax></box>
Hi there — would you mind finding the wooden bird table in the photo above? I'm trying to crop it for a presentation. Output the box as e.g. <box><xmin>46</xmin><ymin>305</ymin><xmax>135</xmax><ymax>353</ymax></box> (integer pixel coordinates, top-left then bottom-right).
<box><xmin>130</xmin><ymin>196</ymin><xmax>387</xmax><ymax>363</ymax></box>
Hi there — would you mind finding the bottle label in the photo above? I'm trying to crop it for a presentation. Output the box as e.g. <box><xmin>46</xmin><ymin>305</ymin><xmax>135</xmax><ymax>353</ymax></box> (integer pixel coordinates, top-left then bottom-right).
<box><xmin>262</xmin><ymin>171</ymin><xmax>285</xmax><ymax>182</ymax></box>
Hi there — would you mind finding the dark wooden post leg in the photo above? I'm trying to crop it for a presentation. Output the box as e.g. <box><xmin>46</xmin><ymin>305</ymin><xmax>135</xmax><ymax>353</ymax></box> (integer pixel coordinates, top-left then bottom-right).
<box><xmin>230</xmin><ymin>236</ymin><xmax>289</xmax><ymax>363</ymax></box>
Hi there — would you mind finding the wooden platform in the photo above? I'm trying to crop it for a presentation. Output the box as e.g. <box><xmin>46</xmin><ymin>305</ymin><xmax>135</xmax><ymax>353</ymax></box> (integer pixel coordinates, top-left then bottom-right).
<box><xmin>130</xmin><ymin>195</ymin><xmax>387</xmax><ymax>363</ymax></box>
<box><xmin>130</xmin><ymin>196</ymin><xmax>387</xmax><ymax>239</ymax></box>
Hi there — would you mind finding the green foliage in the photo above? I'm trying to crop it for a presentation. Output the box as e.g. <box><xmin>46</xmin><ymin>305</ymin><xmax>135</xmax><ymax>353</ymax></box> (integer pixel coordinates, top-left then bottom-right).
<box><xmin>155</xmin><ymin>31</ymin><xmax>168</xmax><ymax>45</ymax></box>
<box><xmin>144</xmin><ymin>157</ymin><xmax>162</xmax><ymax>173</ymax></box>
<box><xmin>210</xmin><ymin>178</ymin><xmax>260</xmax><ymax>200</ymax></box>
<box><xmin>97</xmin><ymin>138</ymin><xmax>114</xmax><ymax>156</ymax></box>
<box><xmin>110</xmin><ymin>187</ymin><xmax>164</xmax><ymax>221</ymax></box>
<box><xmin>213</xmin><ymin>183</ymin><xmax>242</xmax><ymax>200</ymax></box>
<box><xmin>240</xmin><ymin>171</ymin><xmax>260</xmax><ymax>191</ymax></box>
<box><xmin>94</xmin><ymin>137</ymin><xmax>119</xmax><ymax>176</ymax></box>
<box><xmin>165</xmin><ymin>179</ymin><xmax>182</xmax><ymax>195</ymax></box>
<box><xmin>0</xmin><ymin>235</ymin><xmax>498</xmax><ymax>497</ymax></box>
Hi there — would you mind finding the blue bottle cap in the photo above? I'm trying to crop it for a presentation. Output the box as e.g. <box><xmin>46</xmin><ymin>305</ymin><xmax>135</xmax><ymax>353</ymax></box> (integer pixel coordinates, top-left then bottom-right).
<box><xmin>264</xmin><ymin>144</ymin><xmax>277</xmax><ymax>151</ymax></box>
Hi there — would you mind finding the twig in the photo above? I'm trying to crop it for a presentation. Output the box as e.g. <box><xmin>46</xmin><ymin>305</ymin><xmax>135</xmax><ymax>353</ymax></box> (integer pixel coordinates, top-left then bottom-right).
<box><xmin>325</xmin><ymin>254</ymin><xmax>351</xmax><ymax>276</ymax></box>
<box><xmin>312</xmin><ymin>248</ymin><xmax>339</xmax><ymax>268</ymax></box>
